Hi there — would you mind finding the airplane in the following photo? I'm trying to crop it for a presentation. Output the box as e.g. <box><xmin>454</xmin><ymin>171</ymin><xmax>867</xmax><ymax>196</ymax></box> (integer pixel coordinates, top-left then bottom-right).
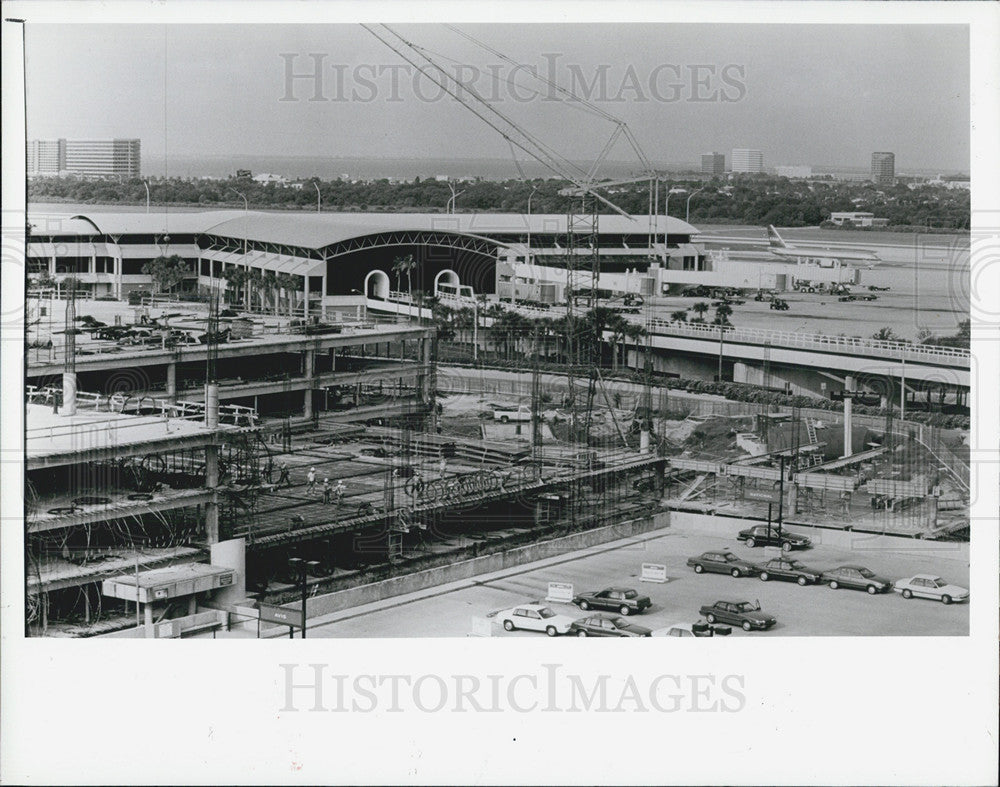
<box><xmin>766</xmin><ymin>225</ymin><xmax>880</xmax><ymax>267</ymax></box>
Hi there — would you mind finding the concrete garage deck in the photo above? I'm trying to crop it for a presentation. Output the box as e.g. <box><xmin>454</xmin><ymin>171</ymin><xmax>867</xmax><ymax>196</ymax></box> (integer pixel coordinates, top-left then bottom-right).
<box><xmin>236</xmin><ymin>521</ymin><xmax>969</xmax><ymax>639</ymax></box>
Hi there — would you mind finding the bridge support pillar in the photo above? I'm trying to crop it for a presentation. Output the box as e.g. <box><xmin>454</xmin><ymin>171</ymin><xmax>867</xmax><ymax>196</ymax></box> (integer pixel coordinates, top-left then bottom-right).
<box><xmin>166</xmin><ymin>362</ymin><xmax>177</xmax><ymax>403</ymax></box>
<box><xmin>787</xmin><ymin>482</ymin><xmax>799</xmax><ymax>515</ymax></box>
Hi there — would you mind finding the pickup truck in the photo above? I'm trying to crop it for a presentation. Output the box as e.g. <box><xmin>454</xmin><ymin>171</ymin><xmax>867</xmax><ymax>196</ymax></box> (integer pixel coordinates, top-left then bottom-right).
<box><xmin>493</xmin><ymin>404</ymin><xmax>532</xmax><ymax>423</ymax></box>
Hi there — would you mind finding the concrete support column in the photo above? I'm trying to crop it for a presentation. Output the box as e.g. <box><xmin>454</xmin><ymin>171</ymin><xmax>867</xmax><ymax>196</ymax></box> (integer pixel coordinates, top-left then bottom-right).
<box><xmin>788</xmin><ymin>483</ymin><xmax>799</xmax><ymax>515</ymax></box>
<box><xmin>843</xmin><ymin>375</ymin><xmax>854</xmax><ymax>458</ymax></box>
<box><xmin>304</xmin><ymin>389</ymin><xmax>313</xmax><ymax>419</ymax></box>
<box><xmin>166</xmin><ymin>362</ymin><xmax>177</xmax><ymax>403</ymax></box>
<box><xmin>188</xmin><ymin>596</ymin><xmax>197</xmax><ymax>616</ymax></box>
<box><xmin>418</xmin><ymin>337</ymin><xmax>433</xmax><ymax>405</ymax></box>
<box><xmin>205</xmin><ymin>444</ymin><xmax>220</xmax><ymax>544</ymax></box>
<box><xmin>144</xmin><ymin>604</ymin><xmax>153</xmax><ymax>627</ymax></box>
<box><xmin>61</xmin><ymin>372</ymin><xmax>78</xmax><ymax>416</ymax></box>
<box><xmin>732</xmin><ymin>361</ymin><xmax>750</xmax><ymax>384</ymax></box>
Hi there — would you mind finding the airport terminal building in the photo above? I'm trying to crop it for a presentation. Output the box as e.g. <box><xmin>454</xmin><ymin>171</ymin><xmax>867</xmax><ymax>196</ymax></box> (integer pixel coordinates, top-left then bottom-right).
<box><xmin>26</xmin><ymin>209</ymin><xmax>703</xmax><ymax>311</ymax></box>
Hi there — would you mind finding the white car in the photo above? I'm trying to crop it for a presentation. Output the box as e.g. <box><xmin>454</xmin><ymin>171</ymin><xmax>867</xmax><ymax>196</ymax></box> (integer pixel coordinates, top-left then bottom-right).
<box><xmin>496</xmin><ymin>604</ymin><xmax>577</xmax><ymax>636</ymax></box>
<box><xmin>651</xmin><ymin>622</ymin><xmax>700</xmax><ymax>638</ymax></box>
<box><xmin>893</xmin><ymin>574</ymin><xmax>969</xmax><ymax>605</ymax></box>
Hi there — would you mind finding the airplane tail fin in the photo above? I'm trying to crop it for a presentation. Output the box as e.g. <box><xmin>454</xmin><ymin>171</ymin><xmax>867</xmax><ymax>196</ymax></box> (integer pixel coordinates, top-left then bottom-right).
<box><xmin>766</xmin><ymin>225</ymin><xmax>787</xmax><ymax>249</ymax></box>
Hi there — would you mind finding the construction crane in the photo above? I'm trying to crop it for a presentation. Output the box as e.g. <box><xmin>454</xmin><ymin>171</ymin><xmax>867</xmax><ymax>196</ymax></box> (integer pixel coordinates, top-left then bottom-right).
<box><xmin>364</xmin><ymin>24</ymin><xmax>660</xmax><ymax>453</ymax></box>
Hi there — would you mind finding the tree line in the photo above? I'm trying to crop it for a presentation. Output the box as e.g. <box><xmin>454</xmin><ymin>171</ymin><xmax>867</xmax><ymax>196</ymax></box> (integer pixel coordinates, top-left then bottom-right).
<box><xmin>29</xmin><ymin>173</ymin><xmax>970</xmax><ymax>229</ymax></box>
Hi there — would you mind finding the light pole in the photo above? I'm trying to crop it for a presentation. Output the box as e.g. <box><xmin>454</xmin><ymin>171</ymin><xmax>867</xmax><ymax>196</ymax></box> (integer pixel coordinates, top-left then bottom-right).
<box><xmin>447</xmin><ymin>183</ymin><xmax>465</xmax><ymax>214</ymax></box>
<box><xmin>288</xmin><ymin>557</ymin><xmax>320</xmax><ymax>638</ymax></box>
<box><xmin>143</xmin><ymin>180</ymin><xmax>150</xmax><ymax>213</ymax></box>
<box><xmin>313</xmin><ymin>182</ymin><xmax>321</xmax><ymax>213</ymax></box>
<box><xmin>685</xmin><ymin>187</ymin><xmax>706</xmax><ymax>223</ymax></box>
<box><xmin>526</xmin><ymin>184</ymin><xmax>540</xmax><ymax>262</ymax></box>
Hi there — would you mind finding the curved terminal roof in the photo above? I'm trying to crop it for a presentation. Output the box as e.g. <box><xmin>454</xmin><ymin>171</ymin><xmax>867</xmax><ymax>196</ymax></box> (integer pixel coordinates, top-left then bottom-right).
<box><xmin>28</xmin><ymin>208</ymin><xmax>700</xmax><ymax>251</ymax></box>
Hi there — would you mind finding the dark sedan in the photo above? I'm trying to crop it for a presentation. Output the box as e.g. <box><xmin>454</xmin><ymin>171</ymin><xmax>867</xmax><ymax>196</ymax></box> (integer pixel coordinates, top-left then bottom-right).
<box><xmin>686</xmin><ymin>550</ymin><xmax>760</xmax><ymax>578</ymax></box>
<box><xmin>570</xmin><ymin>615</ymin><xmax>652</xmax><ymax>637</ymax></box>
<box><xmin>572</xmin><ymin>588</ymin><xmax>652</xmax><ymax>616</ymax></box>
<box><xmin>820</xmin><ymin>565</ymin><xmax>892</xmax><ymax>594</ymax></box>
<box><xmin>698</xmin><ymin>600</ymin><xmax>776</xmax><ymax>632</ymax></box>
<box><xmin>758</xmin><ymin>558</ymin><xmax>823</xmax><ymax>586</ymax></box>
<box><xmin>737</xmin><ymin>525</ymin><xmax>812</xmax><ymax>551</ymax></box>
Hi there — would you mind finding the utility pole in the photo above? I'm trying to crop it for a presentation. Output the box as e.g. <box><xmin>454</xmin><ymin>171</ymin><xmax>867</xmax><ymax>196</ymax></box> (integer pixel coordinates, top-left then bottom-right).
<box><xmin>776</xmin><ymin>454</ymin><xmax>786</xmax><ymax>542</ymax></box>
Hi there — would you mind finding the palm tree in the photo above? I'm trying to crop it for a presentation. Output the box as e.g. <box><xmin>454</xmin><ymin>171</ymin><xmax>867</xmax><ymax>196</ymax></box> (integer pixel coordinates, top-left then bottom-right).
<box><xmin>221</xmin><ymin>265</ymin><xmax>246</xmax><ymax>307</ymax></box>
<box><xmin>670</xmin><ymin>310</ymin><xmax>688</xmax><ymax>323</ymax></box>
<box><xmin>691</xmin><ymin>301</ymin><xmax>710</xmax><ymax>320</ymax></box>
<box><xmin>262</xmin><ymin>270</ymin><xmax>278</xmax><ymax>314</ymax></box>
<box><xmin>714</xmin><ymin>302</ymin><xmax>733</xmax><ymax>326</ymax></box>
<box><xmin>625</xmin><ymin>323</ymin><xmax>647</xmax><ymax>373</ymax></box>
<box><xmin>276</xmin><ymin>273</ymin><xmax>298</xmax><ymax>318</ymax></box>
<box><xmin>392</xmin><ymin>254</ymin><xmax>418</xmax><ymax>302</ymax></box>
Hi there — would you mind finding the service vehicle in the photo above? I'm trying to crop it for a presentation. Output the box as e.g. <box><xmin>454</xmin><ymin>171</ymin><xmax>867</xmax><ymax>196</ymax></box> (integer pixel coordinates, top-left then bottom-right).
<box><xmin>686</xmin><ymin>550</ymin><xmax>760</xmax><ymax>578</ymax></box>
<box><xmin>569</xmin><ymin>614</ymin><xmax>652</xmax><ymax>637</ymax></box>
<box><xmin>699</xmin><ymin>600</ymin><xmax>776</xmax><ymax>632</ymax></box>
<box><xmin>496</xmin><ymin>604</ymin><xmax>578</xmax><ymax>636</ymax></box>
<box><xmin>820</xmin><ymin>565</ymin><xmax>892</xmax><ymax>594</ymax></box>
<box><xmin>572</xmin><ymin>588</ymin><xmax>652</xmax><ymax>616</ymax></box>
<box><xmin>493</xmin><ymin>404</ymin><xmax>532</xmax><ymax>423</ymax></box>
<box><xmin>893</xmin><ymin>575</ymin><xmax>969</xmax><ymax>605</ymax></box>
<box><xmin>769</xmin><ymin>298</ymin><xmax>789</xmax><ymax>311</ymax></box>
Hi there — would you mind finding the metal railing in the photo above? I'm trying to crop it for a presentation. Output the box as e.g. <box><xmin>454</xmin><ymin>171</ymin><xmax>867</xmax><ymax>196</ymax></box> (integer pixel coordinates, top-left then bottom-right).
<box><xmin>646</xmin><ymin>318</ymin><xmax>969</xmax><ymax>365</ymax></box>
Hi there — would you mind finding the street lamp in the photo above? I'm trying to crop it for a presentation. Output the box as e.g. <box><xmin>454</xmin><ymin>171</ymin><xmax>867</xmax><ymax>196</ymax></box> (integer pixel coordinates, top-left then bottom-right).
<box><xmin>288</xmin><ymin>557</ymin><xmax>321</xmax><ymax>638</ymax></box>
<box><xmin>447</xmin><ymin>182</ymin><xmax>465</xmax><ymax>214</ymax></box>
<box><xmin>685</xmin><ymin>187</ymin><xmax>706</xmax><ymax>223</ymax></box>
<box><xmin>313</xmin><ymin>182</ymin><xmax>322</xmax><ymax>213</ymax></box>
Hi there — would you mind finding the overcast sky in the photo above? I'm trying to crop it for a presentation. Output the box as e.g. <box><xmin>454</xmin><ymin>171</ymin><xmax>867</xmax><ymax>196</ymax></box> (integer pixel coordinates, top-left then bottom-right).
<box><xmin>23</xmin><ymin>23</ymin><xmax>970</xmax><ymax>173</ymax></box>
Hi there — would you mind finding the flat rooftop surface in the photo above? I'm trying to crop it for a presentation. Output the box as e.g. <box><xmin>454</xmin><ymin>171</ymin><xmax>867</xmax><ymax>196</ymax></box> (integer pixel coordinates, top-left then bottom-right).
<box><xmin>26</xmin><ymin>403</ymin><xmax>222</xmax><ymax>461</ymax></box>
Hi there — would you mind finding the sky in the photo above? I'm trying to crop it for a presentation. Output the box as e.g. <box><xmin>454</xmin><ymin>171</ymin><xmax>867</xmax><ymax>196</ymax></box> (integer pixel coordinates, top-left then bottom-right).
<box><xmin>23</xmin><ymin>23</ymin><xmax>970</xmax><ymax>174</ymax></box>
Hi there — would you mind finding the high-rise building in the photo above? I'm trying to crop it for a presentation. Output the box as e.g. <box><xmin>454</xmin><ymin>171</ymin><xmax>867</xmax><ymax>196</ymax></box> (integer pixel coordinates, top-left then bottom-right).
<box><xmin>27</xmin><ymin>139</ymin><xmax>66</xmax><ymax>176</ymax></box>
<box><xmin>871</xmin><ymin>152</ymin><xmax>895</xmax><ymax>185</ymax></box>
<box><xmin>28</xmin><ymin>138</ymin><xmax>141</xmax><ymax>178</ymax></box>
<box><xmin>701</xmin><ymin>152</ymin><xmax>726</xmax><ymax>176</ymax></box>
<box><xmin>731</xmin><ymin>148</ymin><xmax>764</xmax><ymax>173</ymax></box>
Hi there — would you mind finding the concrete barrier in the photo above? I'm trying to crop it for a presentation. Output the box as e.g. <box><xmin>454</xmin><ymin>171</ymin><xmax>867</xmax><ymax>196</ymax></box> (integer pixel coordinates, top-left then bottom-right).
<box><xmin>670</xmin><ymin>511</ymin><xmax>969</xmax><ymax>562</ymax></box>
<box><xmin>286</xmin><ymin>512</ymin><xmax>671</xmax><ymax>622</ymax></box>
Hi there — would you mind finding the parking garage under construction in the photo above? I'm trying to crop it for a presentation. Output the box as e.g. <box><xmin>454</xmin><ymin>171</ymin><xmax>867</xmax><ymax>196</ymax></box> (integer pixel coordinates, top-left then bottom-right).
<box><xmin>22</xmin><ymin>277</ymin><xmax>970</xmax><ymax>638</ymax></box>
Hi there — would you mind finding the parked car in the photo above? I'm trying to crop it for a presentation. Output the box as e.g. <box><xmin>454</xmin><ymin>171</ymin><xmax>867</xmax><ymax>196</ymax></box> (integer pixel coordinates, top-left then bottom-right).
<box><xmin>737</xmin><ymin>524</ymin><xmax>812</xmax><ymax>552</ymax></box>
<box><xmin>572</xmin><ymin>587</ymin><xmax>652</xmax><ymax>616</ymax></box>
<box><xmin>496</xmin><ymin>604</ymin><xmax>578</xmax><ymax>636</ymax></box>
<box><xmin>893</xmin><ymin>575</ymin><xmax>969</xmax><ymax>605</ymax></box>
<box><xmin>570</xmin><ymin>614</ymin><xmax>652</xmax><ymax>637</ymax></box>
<box><xmin>698</xmin><ymin>600</ymin><xmax>776</xmax><ymax>632</ymax></box>
<box><xmin>686</xmin><ymin>550</ymin><xmax>760</xmax><ymax>578</ymax></box>
<box><xmin>758</xmin><ymin>558</ymin><xmax>823</xmax><ymax>585</ymax></box>
<box><xmin>821</xmin><ymin>565</ymin><xmax>892</xmax><ymax>594</ymax></box>
<box><xmin>651</xmin><ymin>621</ymin><xmax>732</xmax><ymax>637</ymax></box>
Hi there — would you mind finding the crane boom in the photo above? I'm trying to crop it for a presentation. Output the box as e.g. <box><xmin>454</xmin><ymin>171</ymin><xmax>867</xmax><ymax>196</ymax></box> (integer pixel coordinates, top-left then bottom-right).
<box><xmin>363</xmin><ymin>23</ymin><xmax>638</xmax><ymax>219</ymax></box>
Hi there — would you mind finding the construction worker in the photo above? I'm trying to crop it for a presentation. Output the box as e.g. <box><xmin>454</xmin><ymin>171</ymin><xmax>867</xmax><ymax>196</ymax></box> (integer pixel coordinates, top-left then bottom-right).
<box><xmin>306</xmin><ymin>467</ymin><xmax>317</xmax><ymax>494</ymax></box>
<box><xmin>322</xmin><ymin>477</ymin><xmax>332</xmax><ymax>503</ymax></box>
<box><xmin>334</xmin><ymin>479</ymin><xmax>346</xmax><ymax>504</ymax></box>
<box><xmin>277</xmin><ymin>462</ymin><xmax>291</xmax><ymax>488</ymax></box>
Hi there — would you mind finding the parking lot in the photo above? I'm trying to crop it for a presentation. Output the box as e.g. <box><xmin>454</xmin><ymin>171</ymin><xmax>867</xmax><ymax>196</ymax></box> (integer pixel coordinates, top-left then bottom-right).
<box><xmin>305</xmin><ymin>526</ymin><xmax>970</xmax><ymax>638</ymax></box>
